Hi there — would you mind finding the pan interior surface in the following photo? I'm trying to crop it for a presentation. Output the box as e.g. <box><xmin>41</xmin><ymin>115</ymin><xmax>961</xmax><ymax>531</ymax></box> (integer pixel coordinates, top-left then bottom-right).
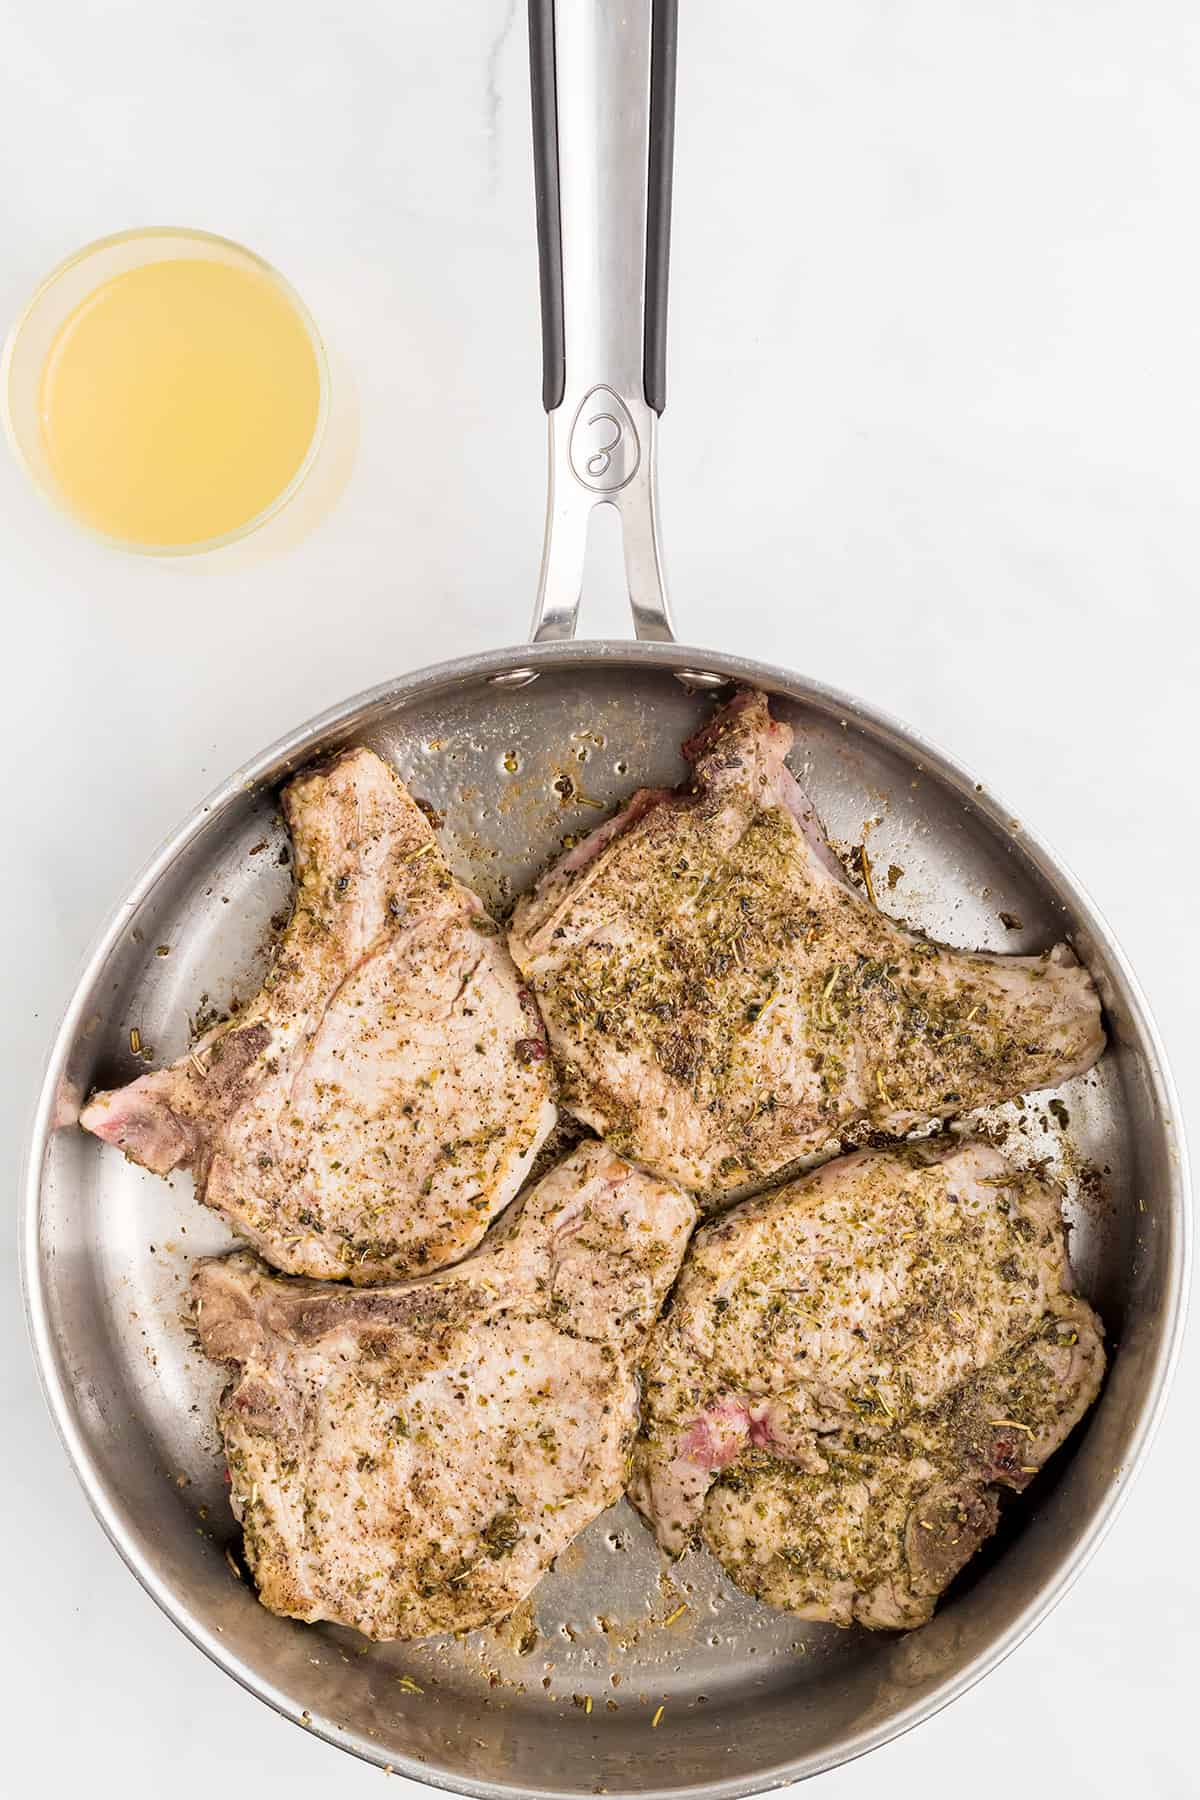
<box><xmin>27</xmin><ymin>646</ymin><xmax>1185</xmax><ymax>1798</ymax></box>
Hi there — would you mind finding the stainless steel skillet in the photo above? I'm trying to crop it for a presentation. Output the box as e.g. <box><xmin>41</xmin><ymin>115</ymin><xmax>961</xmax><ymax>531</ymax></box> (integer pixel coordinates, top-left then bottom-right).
<box><xmin>23</xmin><ymin>4</ymin><xmax>1189</xmax><ymax>1796</ymax></box>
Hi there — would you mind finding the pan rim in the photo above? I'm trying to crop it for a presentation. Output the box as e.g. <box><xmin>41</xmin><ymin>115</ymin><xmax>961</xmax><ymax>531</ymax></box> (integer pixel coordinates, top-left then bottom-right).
<box><xmin>21</xmin><ymin>637</ymin><xmax>1192</xmax><ymax>1798</ymax></box>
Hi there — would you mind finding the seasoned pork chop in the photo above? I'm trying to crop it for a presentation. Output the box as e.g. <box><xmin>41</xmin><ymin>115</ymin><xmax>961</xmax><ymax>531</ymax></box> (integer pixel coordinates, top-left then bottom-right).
<box><xmin>82</xmin><ymin>748</ymin><xmax>555</xmax><ymax>1281</ymax></box>
<box><xmin>629</xmin><ymin>1142</ymin><xmax>1104</xmax><ymax>1627</ymax></box>
<box><xmin>704</xmin><ymin>1296</ymin><xmax>1103</xmax><ymax>1629</ymax></box>
<box><xmin>194</xmin><ymin>1142</ymin><xmax>696</xmax><ymax>1641</ymax></box>
<box><xmin>509</xmin><ymin>691</ymin><xmax>1103</xmax><ymax>1193</ymax></box>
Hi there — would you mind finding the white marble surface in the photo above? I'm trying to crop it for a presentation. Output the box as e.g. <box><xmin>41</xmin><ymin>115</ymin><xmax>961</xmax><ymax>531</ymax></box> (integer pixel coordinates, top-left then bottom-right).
<box><xmin>2</xmin><ymin>3</ymin><xmax>1196</xmax><ymax>1795</ymax></box>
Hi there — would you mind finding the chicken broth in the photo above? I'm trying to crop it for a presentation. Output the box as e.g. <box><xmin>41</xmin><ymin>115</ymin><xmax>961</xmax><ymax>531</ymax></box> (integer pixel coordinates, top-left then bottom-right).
<box><xmin>38</xmin><ymin>256</ymin><xmax>321</xmax><ymax>548</ymax></box>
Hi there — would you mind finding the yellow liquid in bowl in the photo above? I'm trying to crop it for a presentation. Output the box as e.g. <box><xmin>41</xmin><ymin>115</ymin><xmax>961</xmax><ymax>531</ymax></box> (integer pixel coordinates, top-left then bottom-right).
<box><xmin>39</xmin><ymin>257</ymin><xmax>321</xmax><ymax>547</ymax></box>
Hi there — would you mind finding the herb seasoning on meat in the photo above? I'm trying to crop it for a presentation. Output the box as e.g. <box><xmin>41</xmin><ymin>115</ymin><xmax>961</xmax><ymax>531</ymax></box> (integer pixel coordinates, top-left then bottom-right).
<box><xmin>508</xmin><ymin>692</ymin><xmax>1104</xmax><ymax>1194</ymax></box>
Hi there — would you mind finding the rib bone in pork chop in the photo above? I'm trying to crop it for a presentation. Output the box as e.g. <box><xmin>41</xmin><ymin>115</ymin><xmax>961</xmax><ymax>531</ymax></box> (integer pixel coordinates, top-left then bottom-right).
<box><xmin>193</xmin><ymin>1141</ymin><xmax>696</xmax><ymax>1641</ymax></box>
<box><xmin>629</xmin><ymin>1142</ymin><xmax>1104</xmax><ymax>1628</ymax></box>
<box><xmin>82</xmin><ymin>748</ymin><xmax>555</xmax><ymax>1281</ymax></box>
<box><xmin>508</xmin><ymin>691</ymin><xmax>1104</xmax><ymax>1193</ymax></box>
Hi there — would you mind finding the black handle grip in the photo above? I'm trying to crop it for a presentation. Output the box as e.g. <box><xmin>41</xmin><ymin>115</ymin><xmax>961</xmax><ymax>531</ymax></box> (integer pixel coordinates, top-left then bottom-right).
<box><xmin>644</xmin><ymin>0</ymin><xmax>678</xmax><ymax>415</ymax></box>
<box><xmin>527</xmin><ymin>0</ymin><xmax>565</xmax><ymax>412</ymax></box>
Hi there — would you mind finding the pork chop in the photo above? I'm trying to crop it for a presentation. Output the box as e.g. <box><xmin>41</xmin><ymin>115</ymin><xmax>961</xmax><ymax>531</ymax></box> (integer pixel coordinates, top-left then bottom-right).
<box><xmin>508</xmin><ymin>690</ymin><xmax>1104</xmax><ymax>1193</ymax></box>
<box><xmin>629</xmin><ymin>1141</ymin><xmax>1104</xmax><ymax>1626</ymax></box>
<box><xmin>702</xmin><ymin>1295</ymin><xmax>1103</xmax><ymax>1629</ymax></box>
<box><xmin>82</xmin><ymin>748</ymin><xmax>556</xmax><ymax>1281</ymax></box>
<box><xmin>193</xmin><ymin>1141</ymin><xmax>696</xmax><ymax>1641</ymax></box>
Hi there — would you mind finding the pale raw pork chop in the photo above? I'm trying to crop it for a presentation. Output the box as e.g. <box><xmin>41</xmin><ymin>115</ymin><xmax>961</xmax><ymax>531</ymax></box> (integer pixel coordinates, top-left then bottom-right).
<box><xmin>629</xmin><ymin>1142</ymin><xmax>1104</xmax><ymax>1629</ymax></box>
<box><xmin>193</xmin><ymin>1142</ymin><xmax>696</xmax><ymax>1641</ymax></box>
<box><xmin>82</xmin><ymin>748</ymin><xmax>555</xmax><ymax>1282</ymax></box>
<box><xmin>508</xmin><ymin>690</ymin><xmax>1104</xmax><ymax>1193</ymax></box>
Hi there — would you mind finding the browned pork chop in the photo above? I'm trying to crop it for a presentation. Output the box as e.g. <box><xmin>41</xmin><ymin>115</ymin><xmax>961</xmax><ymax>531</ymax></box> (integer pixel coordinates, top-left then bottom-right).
<box><xmin>82</xmin><ymin>748</ymin><xmax>555</xmax><ymax>1281</ymax></box>
<box><xmin>508</xmin><ymin>691</ymin><xmax>1104</xmax><ymax>1193</ymax></box>
<box><xmin>194</xmin><ymin>1142</ymin><xmax>696</xmax><ymax>1641</ymax></box>
<box><xmin>629</xmin><ymin>1142</ymin><xmax>1104</xmax><ymax>1627</ymax></box>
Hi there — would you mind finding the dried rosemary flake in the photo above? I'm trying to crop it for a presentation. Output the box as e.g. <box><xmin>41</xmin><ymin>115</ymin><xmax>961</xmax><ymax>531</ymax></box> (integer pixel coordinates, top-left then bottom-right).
<box><xmin>859</xmin><ymin>844</ymin><xmax>877</xmax><ymax>907</ymax></box>
<box><xmin>662</xmin><ymin>1603</ymin><xmax>688</xmax><ymax>1627</ymax></box>
<box><xmin>651</xmin><ymin>1705</ymin><xmax>665</xmax><ymax>1729</ymax></box>
<box><xmin>753</xmin><ymin>991</ymin><xmax>780</xmax><ymax>1028</ymax></box>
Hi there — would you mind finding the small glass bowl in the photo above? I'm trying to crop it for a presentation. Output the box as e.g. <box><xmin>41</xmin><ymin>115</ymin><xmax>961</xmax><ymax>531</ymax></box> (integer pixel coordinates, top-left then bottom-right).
<box><xmin>1</xmin><ymin>226</ymin><xmax>331</xmax><ymax>556</ymax></box>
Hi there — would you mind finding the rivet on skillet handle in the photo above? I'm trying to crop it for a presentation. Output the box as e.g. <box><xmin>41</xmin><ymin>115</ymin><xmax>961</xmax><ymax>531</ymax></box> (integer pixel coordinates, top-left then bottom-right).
<box><xmin>526</xmin><ymin>0</ymin><xmax>681</xmax><ymax>650</ymax></box>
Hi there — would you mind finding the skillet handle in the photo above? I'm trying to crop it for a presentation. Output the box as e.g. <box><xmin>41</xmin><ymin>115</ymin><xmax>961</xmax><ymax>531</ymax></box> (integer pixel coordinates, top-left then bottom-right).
<box><xmin>526</xmin><ymin>0</ymin><xmax>677</xmax><ymax>643</ymax></box>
